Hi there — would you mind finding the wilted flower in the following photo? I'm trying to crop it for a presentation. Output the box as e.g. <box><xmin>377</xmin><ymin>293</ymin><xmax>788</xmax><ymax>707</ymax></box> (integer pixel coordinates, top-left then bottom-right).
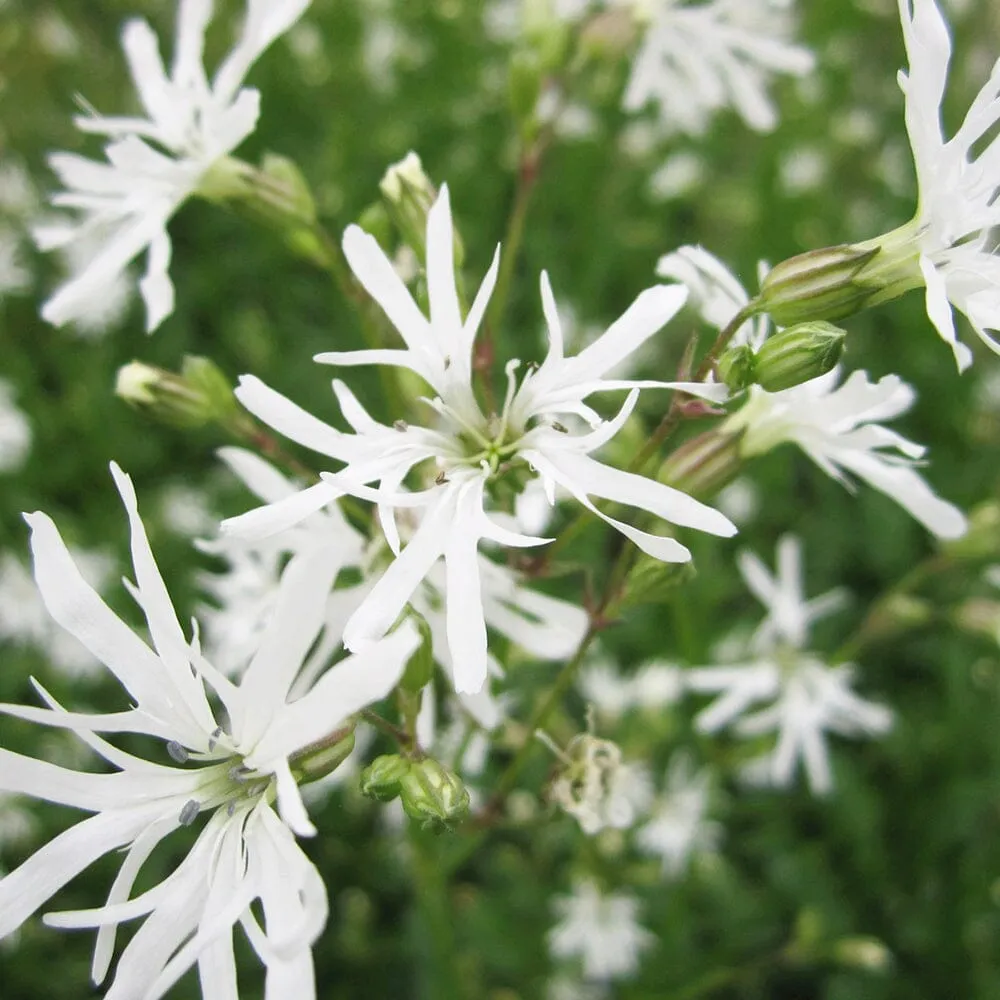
<box><xmin>547</xmin><ymin>732</ymin><xmax>653</xmax><ymax>834</ymax></box>
<box><xmin>35</xmin><ymin>0</ymin><xmax>313</xmax><ymax>333</ymax></box>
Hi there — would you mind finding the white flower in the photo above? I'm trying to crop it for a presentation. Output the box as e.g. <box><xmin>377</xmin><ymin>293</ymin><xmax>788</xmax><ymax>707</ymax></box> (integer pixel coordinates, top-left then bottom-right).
<box><xmin>0</xmin><ymin>379</ymin><xmax>31</xmax><ymax>473</ymax></box>
<box><xmin>893</xmin><ymin>0</ymin><xmax>1000</xmax><ymax>370</ymax></box>
<box><xmin>0</xmin><ymin>548</ymin><xmax>114</xmax><ymax>679</ymax></box>
<box><xmin>656</xmin><ymin>244</ymin><xmax>769</xmax><ymax>348</ymax></box>
<box><xmin>35</xmin><ymin>0</ymin><xmax>312</xmax><ymax>333</ymax></box>
<box><xmin>738</xmin><ymin>534</ymin><xmax>848</xmax><ymax>652</ymax></box>
<box><xmin>224</xmin><ymin>185</ymin><xmax>735</xmax><ymax>693</ymax></box>
<box><xmin>549</xmin><ymin>880</ymin><xmax>653</xmax><ymax>981</ymax></box>
<box><xmin>724</xmin><ymin>368</ymin><xmax>967</xmax><ymax>539</ymax></box>
<box><xmin>621</xmin><ymin>0</ymin><xmax>815</xmax><ymax>135</ymax></box>
<box><xmin>636</xmin><ymin>752</ymin><xmax>721</xmax><ymax>877</ymax></box>
<box><xmin>197</xmin><ymin>447</ymin><xmax>366</xmax><ymax>675</ymax></box>
<box><xmin>687</xmin><ymin>653</ymin><xmax>893</xmax><ymax>795</ymax></box>
<box><xmin>0</xmin><ymin>463</ymin><xmax>418</xmax><ymax>997</ymax></box>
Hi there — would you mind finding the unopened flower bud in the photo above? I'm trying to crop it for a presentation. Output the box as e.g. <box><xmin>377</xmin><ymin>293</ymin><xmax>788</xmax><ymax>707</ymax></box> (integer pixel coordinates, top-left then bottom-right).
<box><xmin>618</xmin><ymin>554</ymin><xmax>697</xmax><ymax>612</ymax></box>
<box><xmin>754</xmin><ymin>322</ymin><xmax>846</xmax><ymax>392</ymax></box>
<box><xmin>659</xmin><ymin>430</ymin><xmax>743</xmax><ymax>499</ymax></box>
<box><xmin>759</xmin><ymin>222</ymin><xmax>925</xmax><ymax>328</ymax></box>
<box><xmin>716</xmin><ymin>344</ymin><xmax>756</xmax><ymax>392</ymax></box>
<box><xmin>578</xmin><ymin>9</ymin><xmax>641</xmax><ymax>63</ymax></box>
<box><xmin>952</xmin><ymin>598</ymin><xmax>1000</xmax><ymax>642</ymax></box>
<box><xmin>292</xmin><ymin>727</ymin><xmax>357</xmax><ymax>784</ymax></box>
<box><xmin>115</xmin><ymin>356</ymin><xmax>239</xmax><ymax>430</ymax></box>
<box><xmin>521</xmin><ymin>0</ymin><xmax>572</xmax><ymax>71</ymax></box>
<box><xmin>398</xmin><ymin>757</ymin><xmax>470</xmax><ymax>830</ymax></box>
<box><xmin>944</xmin><ymin>500</ymin><xmax>1000</xmax><ymax>559</ymax></box>
<box><xmin>508</xmin><ymin>50</ymin><xmax>543</xmax><ymax>138</ymax></box>
<box><xmin>360</xmin><ymin>753</ymin><xmax>412</xmax><ymax>802</ymax></box>
<box><xmin>380</xmin><ymin>152</ymin><xmax>463</xmax><ymax>267</ymax></box>
<box><xmin>831</xmin><ymin>936</ymin><xmax>892</xmax><ymax>973</ymax></box>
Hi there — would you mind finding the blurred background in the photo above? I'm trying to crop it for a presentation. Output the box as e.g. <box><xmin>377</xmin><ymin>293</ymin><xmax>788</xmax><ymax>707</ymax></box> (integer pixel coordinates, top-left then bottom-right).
<box><xmin>1</xmin><ymin>1</ymin><xmax>1000</xmax><ymax>997</ymax></box>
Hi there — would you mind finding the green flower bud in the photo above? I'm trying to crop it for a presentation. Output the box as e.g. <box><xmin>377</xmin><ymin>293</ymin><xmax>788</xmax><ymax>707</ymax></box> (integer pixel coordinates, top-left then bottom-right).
<box><xmin>379</xmin><ymin>152</ymin><xmax>464</xmax><ymax>267</ymax></box>
<box><xmin>521</xmin><ymin>0</ymin><xmax>572</xmax><ymax>71</ymax></box>
<box><xmin>716</xmin><ymin>344</ymin><xmax>756</xmax><ymax>393</ymax></box>
<box><xmin>508</xmin><ymin>50</ymin><xmax>543</xmax><ymax>140</ymax></box>
<box><xmin>831</xmin><ymin>936</ymin><xmax>892</xmax><ymax>973</ymax></box>
<box><xmin>360</xmin><ymin>754</ymin><xmax>412</xmax><ymax>803</ymax></box>
<box><xmin>658</xmin><ymin>429</ymin><xmax>743</xmax><ymax>499</ymax></box>
<box><xmin>292</xmin><ymin>727</ymin><xmax>357</xmax><ymax>784</ymax></box>
<box><xmin>398</xmin><ymin>758</ymin><xmax>470</xmax><ymax>830</ymax></box>
<box><xmin>754</xmin><ymin>321</ymin><xmax>846</xmax><ymax>392</ymax></box>
<box><xmin>759</xmin><ymin>222</ymin><xmax>925</xmax><ymax>329</ymax></box>
<box><xmin>944</xmin><ymin>500</ymin><xmax>1000</xmax><ymax>560</ymax></box>
<box><xmin>578</xmin><ymin>9</ymin><xmax>641</xmax><ymax>63</ymax></box>
<box><xmin>618</xmin><ymin>554</ymin><xmax>697</xmax><ymax>612</ymax></box>
<box><xmin>115</xmin><ymin>356</ymin><xmax>240</xmax><ymax>430</ymax></box>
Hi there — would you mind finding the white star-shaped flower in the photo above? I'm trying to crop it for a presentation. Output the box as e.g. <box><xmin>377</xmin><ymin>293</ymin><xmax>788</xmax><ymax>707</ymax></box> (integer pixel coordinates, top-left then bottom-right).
<box><xmin>723</xmin><ymin>368</ymin><xmax>967</xmax><ymax>539</ymax></box>
<box><xmin>892</xmin><ymin>0</ymin><xmax>1000</xmax><ymax>370</ymax></box>
<box><xmin>223</xmin><ymin>184</ymin><xmax>735</xmax><ymax>693</ymax></box>
<box><xmin>621</xmin><ymin>0</ymin><xmax>815</xmax><ymax>135</ymax></box>
<box><xmin>0</xmin><ymin>464</ymin><xmax>418</xmax><ymax>997</ymax></box>
<box><xmin>738</xmin><ymin>534</ymin><xmax>848</xmax><ymax>652</ymax></box>
<box><xmin>687</xmin><ymin>653</ymin><xmax>893</xmax><ymax>795</ymax></box>
<box><xmin>549</xmin><ymin>880</ymin><xmax>653</xmax><ymax>981</ymax></box>
<box><xmin>35</xmin><ymin>0</ymin><xmax>312</xmax><ymax>333</ymax></box>
<box><xmin>636</xmin><ymin>752</ymin><xmax>721</xmax><ymax>877</ymax></box>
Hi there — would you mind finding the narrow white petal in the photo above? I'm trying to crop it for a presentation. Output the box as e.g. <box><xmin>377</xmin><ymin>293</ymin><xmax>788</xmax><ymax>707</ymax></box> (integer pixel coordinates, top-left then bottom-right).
<box><xmin>0</xmin><ymin>808</ymin><xmax>159</xmax><ymax>939</ymax></box>
<box><xmin>221</xmin><ymin>480</ymin><xmax>342</xmax><ymax>540</ymax></box>
<box><xmin>235</xmin><ymin>375</ymin><xmax>353</xmax><ymax>460</ymax></box>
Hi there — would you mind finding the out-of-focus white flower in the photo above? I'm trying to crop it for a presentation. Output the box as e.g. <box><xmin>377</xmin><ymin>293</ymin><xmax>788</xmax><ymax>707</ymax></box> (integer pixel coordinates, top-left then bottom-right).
<box><xmin>225</xmin><ymin>185</ymin><xmax>734</xmax><ymax>693</ymax></box>
<box><xmin>547</xmin><ymin>975</ymin><xmax>607</xmax><ymax>1000</ymax></box>
<box><xmin>0</xmin><ymin>227</ymin><xmax>31</xmax><ymax>299</ymax></box>
<box><xmin>621</xmin><ymin>0</ymin><xmax>815</xmax><ymax>135</ymax></box>
<box><xmin>549</xmin><ymin>880</ymin><xmax>653</xmax><ymax>981</ymax></box>
<box><xmin>779</xmin><ymin>146</ymin><xmax>827</xmax><ymax>194</ymax></box>
<box><xmin>579</xmin><ymin>656</ymin><xmax>682</xmax><ymax>717</ymax></box>
<box><xmin>0</xmin><ymin>379</ymin><xmax>31</xmax><ymax>472</ymax></box>
<box><xmin>35</xmin><ymin>0</ymin><xmax>312</xmax><ymax>333</ymax></box>
<box><xmin>648</xmin><ymin>151</ymin><xmax>704</xmax><ymax>201</ymax></box>
<box><xmin>714</xmin><ymin>478</ymin><xmax>760</xmax><ymax>524</ymax></box>
<box><xmin>739</xmin><ymin>534</ymin><xmax>848</xmax><ymax>652</ymax></box>
<box><xmin>0</xmin><ymin>464</ymin><xmax>419</xmax><ymax>996</ymax></box>
<box><xmin>0</xmin><ymin>548</ymin><xmax>115</xmax><ymax>679</ymax></box>
<box><xmin>687</xmin><ymin>653</ymin><xmax>893</xmax><ymax>794</ymax></box>
<box><xmin>637</xmin><ymin>752</ymin><xmax>720</xmax><ymax>876</ymax></box>
<box><xmin>547</xmin><ymin>733</ymin><xmax>653</xmax><ymax>833</ymax></box>
<box><xmin>889</xmin><ymin>0</ymin><xmax>1000</xmax><ymax>370</ymax></box>
<box><xmin>656</xmin><ymin>245</ymin><xmax>768</xmax><ymax>348</ymax></box>
<box><xmin>0</xmin><ymin>161</ymin><xmax>38</xmax><ymax>217</ymax></box>
<box><xmin>579</xmin><ymin>657</ymin><xmax>636</xmax><ymax>719</ymax></box>
<box><xmin>724</xmin><ymin>368</ymin><xmax>967</xmax><ymax>539</ymax></box>
<box><xmin>0</xmin><ymin>794</ymin><xmax>37</xmax><ymax>852</ymax></box>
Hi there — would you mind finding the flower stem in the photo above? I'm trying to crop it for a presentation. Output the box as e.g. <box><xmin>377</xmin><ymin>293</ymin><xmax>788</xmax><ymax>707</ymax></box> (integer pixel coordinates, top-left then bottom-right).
<box><xmin>409</xmin><ymin>826</ymin><xmax>466</xmax><ymax>1000</ymax></box>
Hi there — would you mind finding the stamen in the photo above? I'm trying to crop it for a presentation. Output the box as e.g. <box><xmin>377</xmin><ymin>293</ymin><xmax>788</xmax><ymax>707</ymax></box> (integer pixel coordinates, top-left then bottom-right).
<box><xmin>394</xmin><ymin>420</ymin><xmax>409</xmax><ymax>432</ymax></box>
<box><xmin>178</xmin><ymin>800</ymin><xmax>200</xmax><ymax>827</ymax></box>
<box><xmin>166</xmin><ymin>740</ymin><xmax>189</xmax><ymax>764</ymax></box>
<box><xmin>208</xmin><ymin>726</ymin><xmax>223</xmax><ymax>752</ymax></box>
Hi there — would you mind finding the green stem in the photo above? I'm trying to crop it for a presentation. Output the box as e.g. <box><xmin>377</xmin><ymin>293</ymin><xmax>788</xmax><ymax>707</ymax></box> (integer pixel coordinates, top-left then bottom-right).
<box><xmin>410</xmin><ymin>827</ymin><xmax>465</xmax><ymax>1000</ymax></box>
